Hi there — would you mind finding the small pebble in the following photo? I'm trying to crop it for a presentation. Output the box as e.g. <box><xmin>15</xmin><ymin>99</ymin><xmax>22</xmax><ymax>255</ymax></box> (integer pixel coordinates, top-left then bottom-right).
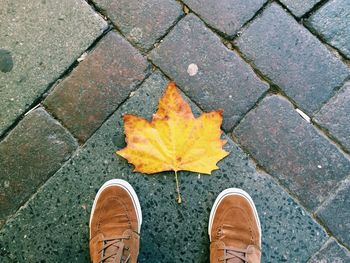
<box><xmin>187</xmin><ymin>63</ymin><xmax>198</xmax><ymax>76</ymax></box>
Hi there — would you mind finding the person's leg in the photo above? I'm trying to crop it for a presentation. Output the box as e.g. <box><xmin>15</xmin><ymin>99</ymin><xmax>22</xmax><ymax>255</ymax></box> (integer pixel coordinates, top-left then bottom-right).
<box><xmin>89</xmin><ymin>179</ymin><xmax>142</xmax><ymax>263</ymax></box>
<box><xmin>208</xmin><ymin>189</ymin><xmax>261</xmax><ymax>263</ymax></box>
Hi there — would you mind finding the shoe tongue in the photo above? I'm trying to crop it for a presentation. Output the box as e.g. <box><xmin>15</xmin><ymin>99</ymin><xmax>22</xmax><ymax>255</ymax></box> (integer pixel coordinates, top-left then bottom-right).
<box><xmin>227</xmin><ymin>252</ymin><xmax>245</xmax><ymax>263</ymax></box>
<box><xmin>229</xmin><ymin>257</ymin><xmax>244</xmax><ymax>263</ymax></box>
<box><xmin>104</xmin><ymin>241</ymin><xmax>124</xmax><ymax>263</ymax></box>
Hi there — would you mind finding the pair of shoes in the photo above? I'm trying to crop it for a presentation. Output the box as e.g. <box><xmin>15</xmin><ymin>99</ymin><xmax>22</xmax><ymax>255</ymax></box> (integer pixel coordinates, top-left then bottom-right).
<box><xmin>89</xmin><ymin>179</ymin><xmax>261</xmax><ymax>263</ymax></box>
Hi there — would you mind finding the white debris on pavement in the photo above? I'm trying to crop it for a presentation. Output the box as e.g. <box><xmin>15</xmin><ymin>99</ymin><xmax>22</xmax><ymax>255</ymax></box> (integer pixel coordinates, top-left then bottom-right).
<box><xmin>187</xmin><ymin>63</ymin><xmax>198</xmax><ymax>76</ymax></box>
<box><xmin>296</xmin><ymin>108</ymin><xmax>311</xmax><ymax>122</ymax></box>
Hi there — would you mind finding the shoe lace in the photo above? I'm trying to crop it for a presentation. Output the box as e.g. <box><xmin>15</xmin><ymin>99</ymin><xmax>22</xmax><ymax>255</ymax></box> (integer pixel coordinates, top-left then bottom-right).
<box><xmin>99</xmin><ymin>235</ymin><xmax>131</xmax><ymax>263</ymax></box>
<box><xmin>219</xmin><ymin>246</ymin><xmax>248</xmax><ymax>263</ymax></box>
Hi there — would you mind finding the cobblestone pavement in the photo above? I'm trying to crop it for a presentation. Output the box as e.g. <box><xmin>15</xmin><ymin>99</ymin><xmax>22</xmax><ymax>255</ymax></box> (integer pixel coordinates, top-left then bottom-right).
<box><xmin>0</xmin><ymin>0</ymin><xmax>349</xmax><ymax>262</ymax></box>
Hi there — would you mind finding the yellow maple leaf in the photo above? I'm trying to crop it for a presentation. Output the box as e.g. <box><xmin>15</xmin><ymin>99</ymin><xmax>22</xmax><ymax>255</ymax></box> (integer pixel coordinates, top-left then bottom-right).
<box><xmin>117</xmin><ymin>81</ymin><xmax>229</xmax><ymax>203</ymax></box>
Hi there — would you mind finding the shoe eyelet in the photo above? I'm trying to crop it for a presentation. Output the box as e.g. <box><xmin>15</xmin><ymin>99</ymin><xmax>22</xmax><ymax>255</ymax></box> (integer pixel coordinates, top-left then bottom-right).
<box><xmin>216</xmin><ymin>226</ymin><xmax>223</xmax><ymax>238</ymax></box>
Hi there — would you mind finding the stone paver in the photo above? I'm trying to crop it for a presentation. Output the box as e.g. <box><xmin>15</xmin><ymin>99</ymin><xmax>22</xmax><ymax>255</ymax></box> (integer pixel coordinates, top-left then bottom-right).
<box><xmin>182</xmin><ymin>0</ymin><xmax>267</xmax><ymax>36</ymax></box>
<box><xmin>235</xmin><ymin>3</ymin><xmax>349</xmax><ymax>115</ymax></box>
<box><xmin>279</xmin><ymin>0</ymin><xmax>320</xmax><ymax>17</ymax></box>
<box><xmin>92</xmin><ymin>0</ymin><xmax>183</xmax><ymax>52</ymax></box>
<box><xmin>0</xmin><ymin>0</ymin><xmax>107</xmax><ymax>137</ymax></box>
<box><xmin>308</xmin><ymin>238</ymin><xmax>350</xmax><ymax>263</ymax></box>
<box><xmin>0</xmin><ymin>72</ymin><xmax>327</xmax><ymax>263</ymax></box>
<box><xmin>0</xmin><ymin>108</ymin><xmax>77</xmax><ymax>228</ymax></box>
<box><xmin>316</xmin><ymin>177</ymin><xmax>350</xmax><ymax>247</ymax></box>
<box><xmin>150</xmin><ymin>14</ymin><xmax>269</xmax><ymax>131</ymax></box>
<box><xmin>233</xmin><ymin>95</ymin><xmax>350</xmax><ymax>210</ymax></box>
<box><xmin>43</xmin><ymin>31</ymin><xmax>149</xmax><ymax>143</ymax></box>
<box><xmin>314</xmin><ymin>82</ymin><xmax>350</xmax><ymax>153</ymax></box>
<box><xmin>306</xmin><ymin>0</ymin><xmax>350</xmax><ymax>59</ymax></box>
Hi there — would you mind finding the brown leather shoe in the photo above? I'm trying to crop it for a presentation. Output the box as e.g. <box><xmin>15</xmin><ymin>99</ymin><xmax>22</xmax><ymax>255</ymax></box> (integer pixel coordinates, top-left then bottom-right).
<box><xmin>208</xmin><ymin>188</ymin><xmax>261</xmax><ymax>263</ymax></box>
<box><xmin>89</xmin><ymin>179</ymin><xmax>142</xmax><ymax>263</ymax></box>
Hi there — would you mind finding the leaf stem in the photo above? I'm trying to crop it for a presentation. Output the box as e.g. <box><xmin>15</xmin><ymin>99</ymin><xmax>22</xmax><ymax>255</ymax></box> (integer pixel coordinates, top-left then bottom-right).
<box><xmin>174</xmin><ymin>170</ymin><xmax>182</xmax><ymax>204</ymax></box>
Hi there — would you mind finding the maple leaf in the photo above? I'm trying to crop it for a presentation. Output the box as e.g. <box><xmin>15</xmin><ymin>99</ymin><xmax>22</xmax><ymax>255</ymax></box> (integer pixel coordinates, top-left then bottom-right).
<box><xmin>116</xmin><ymin>82</ymin><xmax>229</xmax><ymax>203</ymax></box>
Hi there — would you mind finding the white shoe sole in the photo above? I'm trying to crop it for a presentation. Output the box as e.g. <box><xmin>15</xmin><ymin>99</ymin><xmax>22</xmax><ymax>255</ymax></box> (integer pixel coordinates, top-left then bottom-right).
<box><xmin>89</xmin><ymin>179</ymin><xmax>142</xmax><ymax>238</ymax></box>
<box><xmin>208</xmin><ymin>188</ymin><xmax>261</xmax><ymax>246</ymax></box>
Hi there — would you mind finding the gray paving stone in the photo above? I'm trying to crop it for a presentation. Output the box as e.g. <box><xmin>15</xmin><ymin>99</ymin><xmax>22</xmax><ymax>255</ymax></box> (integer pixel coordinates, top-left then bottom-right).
<box><xmin>235</xmin><ymin>3</ymin><xmax>349</xmax><ymax>115</ymax></box>
<box><xmin>314</xmin><ymin>82</ymin><xmax>350</xmax><ymax>153</ymax></box>
<box><xmin>43</xmin><ymin>31</ymin><xmax>150</xmax><ymax>143</ymax></box>
<box><xmin>0</xmin><ymin>0</ymin><xmax>107</xmax><ymax>137</ymax></box>
<box><xmin>233</xmin><ymin>95</ymin><xmax>350</xmax><ymax>210</ymax></box>
<box><xmin>182</xmin><ymin>0</ymin><xmax>267</xmax><ymax>36</ymax></box>
<box><xmin>150</xmin><ymin>14</ymin><xmax>268</xmax><ymax>131</ymax></box>
<box><xmin>0</xmin><ymin>108</ymin><xmax>78</xmax><ymax>228</ymax></box>
<box><xmin>307</xmin><ymin>0</ymin><xmax>350</xmax><ymax>59</ymax></box>
<box><xmin>317</xmin><ymin>177</ymin><xmax>350</xmax><ymax>247</ymax></box>
<box><xmin>308</xmin><ymin>238</ymin><xmax>350</xmax><ymax>263</ymax></box>
<box><xmin>0</xmin><ymin>72</ymin><xmax>327</xmax><ymax>262</ymax></box>
<box><xmin>92</xmin><ymin>0</ymin><xmax>183</xmax><ymax>52</ymax></box>
<box><xmin>279</xmin><ymin>0</ymin><xmax>320</xmax><ymax>17</ymax></box>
